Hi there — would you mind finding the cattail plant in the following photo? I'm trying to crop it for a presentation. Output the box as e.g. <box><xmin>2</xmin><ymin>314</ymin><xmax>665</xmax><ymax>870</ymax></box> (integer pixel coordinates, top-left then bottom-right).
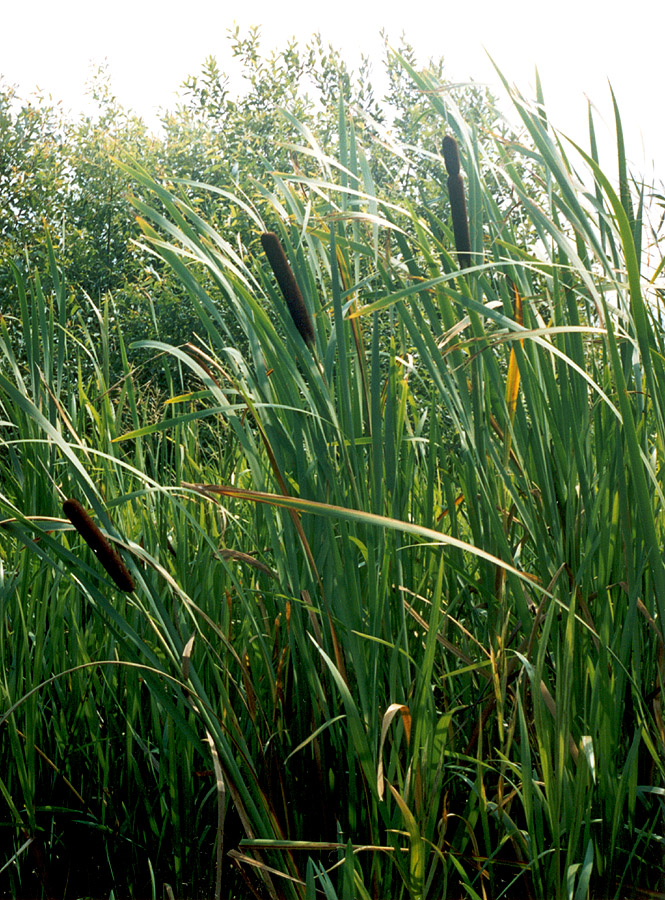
<box><xmin>5</xmin><ymin>70</ymin><xmax>663</xmax><ymax>900</ymax></box>
<box><xmin>260</xmin><ymin>231</ymin><xmax>316</xmax><ymax>349</ymax></box>
<box><xmin>442</xmin><ymin>135</ymin><xmax>472</xmax><ymax>269</ymax></box>
<box><xmin>62</xmin><ymin>498</ymin><xmax>135</xmax><ymax>592</ymax></box>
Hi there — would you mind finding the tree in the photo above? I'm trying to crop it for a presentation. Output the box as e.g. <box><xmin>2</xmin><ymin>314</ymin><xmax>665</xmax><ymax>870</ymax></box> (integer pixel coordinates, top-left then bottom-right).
<box><xmin>1</xmin><ymin>31</ymin><xmax>514</xmax><ymax>377</ymax></box>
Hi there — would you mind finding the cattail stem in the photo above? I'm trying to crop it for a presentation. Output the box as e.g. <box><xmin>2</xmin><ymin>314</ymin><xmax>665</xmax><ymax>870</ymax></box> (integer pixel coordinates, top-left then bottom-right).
<box><xmin>63</xmin><ymin>498</ymin><xmax>135</xmax><ymax>592</ymax></box>
<box><xmin>442</xmin><ymin>136</ymin><xmax>472</xmax><ymax>270</ymax></box>
<box><xmin>260</xmin><ymin>232</ymin><xmax>316</xmax><ymax>349</ymax></box>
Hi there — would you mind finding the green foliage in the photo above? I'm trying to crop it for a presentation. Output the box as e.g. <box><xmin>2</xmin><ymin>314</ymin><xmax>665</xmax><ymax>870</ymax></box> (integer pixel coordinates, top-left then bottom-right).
<box><xmin>0</xmin><ymin>84</ymin><xmax>68</xmax><ymax>276</ymax></box>
<box><xmin>1</xmin><ymin>31</ymin><xmax>508</xmax><ymax>380</ymax></box>
<box><xmin>2</xmin><ymin>36</ymin><xmax>665</xmax><ymax>900</ymax></box>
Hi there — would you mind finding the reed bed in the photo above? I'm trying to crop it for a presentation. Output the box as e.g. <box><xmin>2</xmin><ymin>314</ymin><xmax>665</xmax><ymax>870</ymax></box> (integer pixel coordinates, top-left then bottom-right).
<box><xmin>1</xmin><ymin>61</ymin><xmax>664</xmax><ymax>899</ymax></box>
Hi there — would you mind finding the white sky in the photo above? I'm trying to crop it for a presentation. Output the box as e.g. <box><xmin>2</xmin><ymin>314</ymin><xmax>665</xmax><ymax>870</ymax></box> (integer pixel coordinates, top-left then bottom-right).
<box><xmin>2</xmin><ymin>0</ymin><xmax>663</xmax><ymax>184</ymax></box>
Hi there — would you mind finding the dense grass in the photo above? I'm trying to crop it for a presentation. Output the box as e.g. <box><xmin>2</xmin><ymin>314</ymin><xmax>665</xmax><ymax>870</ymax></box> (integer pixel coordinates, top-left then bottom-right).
<box><xmin>2</xmin><ymin>61</ymin><xmax>665</xmax><ymax>899</ymax></box>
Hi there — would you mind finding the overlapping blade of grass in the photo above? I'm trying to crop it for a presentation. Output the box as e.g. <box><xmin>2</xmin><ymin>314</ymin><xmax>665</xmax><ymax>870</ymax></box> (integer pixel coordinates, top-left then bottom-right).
<box><xmin>388</xmin><ymin>56</ymin><xmax>665</xmax><ymax>898</ymax></box>
<box><xmin>112</xmin><ymin>106</ymin><xmax>515</xmax><ymax>895</ymax></box>
<box><xmin>1</xmin><ymin>260</ymin><xmax>299</xmax><ymax>897</ymax></box>
<box><xmin>120</xmin><ymin>81</ymin><xmax>664</xmax><ymax>892</ymax></box>
<box><xmin>3</xmin><ymin>59</ymin><xmax>665</xmax><ymax>899</ymax></box>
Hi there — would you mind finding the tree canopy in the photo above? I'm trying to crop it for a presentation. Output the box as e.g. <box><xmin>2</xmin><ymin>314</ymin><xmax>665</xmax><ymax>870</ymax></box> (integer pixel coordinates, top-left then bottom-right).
<box><xmin>1</xmin><ymin>31</ymin><xmax>512</xmax><ymax>360</ymax></box>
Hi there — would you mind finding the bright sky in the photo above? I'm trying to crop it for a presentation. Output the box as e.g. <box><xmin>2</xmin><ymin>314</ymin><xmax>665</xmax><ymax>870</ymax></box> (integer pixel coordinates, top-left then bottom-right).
<box><xmin>3</xmin><ymin>0</ymin><xmax>663</xmax><ymax>184</ymax></box>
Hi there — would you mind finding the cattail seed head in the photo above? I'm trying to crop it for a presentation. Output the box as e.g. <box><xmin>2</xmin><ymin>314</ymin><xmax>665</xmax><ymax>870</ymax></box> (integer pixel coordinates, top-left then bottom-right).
<box><xmin>447</xmin><ymin>173</ymin><xmax>472</xmax><ymax>270</ymax></box>
<box><xmin>261</xmin><ymin>231</ymin><xmax>316</xmax><ymax>349</ymax></box>
<box><xmin>441</xmin><ymin>136</ymin><xmax>471</xmax><ymax>270</ymax></box>
<box><xmin>442</xmin><ymin>135</ymin><xmax>461</xmax><ymax>177</ymax></box>
<box><xmin>63</xmin><ymin>498</ymin><xmax>135</xmax><ymax>592</ymax></box>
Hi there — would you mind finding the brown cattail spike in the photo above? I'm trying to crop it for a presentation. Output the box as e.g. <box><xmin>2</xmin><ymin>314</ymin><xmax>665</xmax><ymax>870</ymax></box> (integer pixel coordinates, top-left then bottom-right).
<box><xmin>63</xmin><ymin>498</ymin><xmax>135</xmax><ymax>592</ymax></box>
<box><xmin>441</xmin><ymin>135</ymin><xmax>461</xmax><ymax>177</ymax></box>
<box><xmin>261</xmin><ymin>232</ymin><xmax>316</xmax><ymax>349</ymax></box>
<box><xmin>441</xmin><ymin>136</ymin><xmax>472</xmax><ymax>270</ymax></box>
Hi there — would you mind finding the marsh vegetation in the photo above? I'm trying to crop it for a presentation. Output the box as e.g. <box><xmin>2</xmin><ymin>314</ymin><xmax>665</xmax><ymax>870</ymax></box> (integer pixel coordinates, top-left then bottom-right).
<box><xmin>1</xmin><ymin>34</ymin><xmax>665</xmax><ymax>899</ymax></box>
